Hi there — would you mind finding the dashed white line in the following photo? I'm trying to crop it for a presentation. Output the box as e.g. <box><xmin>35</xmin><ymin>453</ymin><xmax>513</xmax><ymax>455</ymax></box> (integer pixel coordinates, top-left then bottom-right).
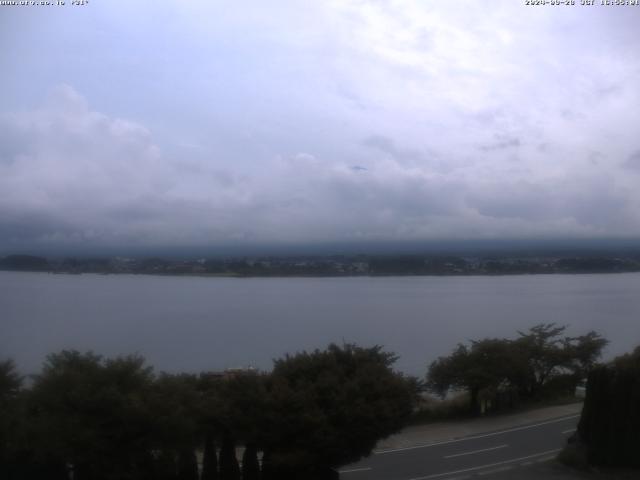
<box><xmin>407</xmin><ymin>448</ymin><xmax>561</xmax><ymax>480</ymax></box>
<box><xmin>444</xmin><ymin>444</ymin><xmax>508</xmax><ymax>459</ymax></box>
<box><xmin>535</xmin><ymin>455</ymin><xmax>557</xmax><ymax>463</ymax></box>
<box><xmin>375</xmin><ymin>415</ymin><xmax>579</xmax><ymax>455</ymax></box>
<box><xmin>562</xmin><ymin>428</ymin><xmax>576</xmax><ymax>434</ymax></box>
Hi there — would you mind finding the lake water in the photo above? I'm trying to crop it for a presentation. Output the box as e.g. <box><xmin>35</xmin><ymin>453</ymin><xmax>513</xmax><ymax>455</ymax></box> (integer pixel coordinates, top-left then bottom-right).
<box><xmin>1</xmin><ymin>271</ymin><xmax>639</xmax><ymax>376</ymax></box>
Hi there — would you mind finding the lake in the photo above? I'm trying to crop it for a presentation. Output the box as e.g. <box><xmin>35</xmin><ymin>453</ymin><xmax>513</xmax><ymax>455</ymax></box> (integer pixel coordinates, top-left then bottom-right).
<box><xmin>1</xmin><ymin>271</ymin><xmax>639</xmax><ymax>376</ymax></box>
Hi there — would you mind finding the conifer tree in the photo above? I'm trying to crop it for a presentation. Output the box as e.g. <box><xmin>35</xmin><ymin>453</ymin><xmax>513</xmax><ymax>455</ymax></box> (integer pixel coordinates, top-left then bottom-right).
<box><xmin>201</xmin><ymin>434</ymin><xmax>219</xmax><ymax>480</ymax></box>
<box><xmin>177</xmin><ymin>448</ymin><xmax>199</xmax><ymax>480</ymax></box>
<box><xmin>219</xmin><ymin>435</ymin><xmax>240</xmax><ymax>480</ymax></box>
<box><xmin>241</xmin><ymin>443</ymin><xmax>260</xmax><ymax>480</ymax></box>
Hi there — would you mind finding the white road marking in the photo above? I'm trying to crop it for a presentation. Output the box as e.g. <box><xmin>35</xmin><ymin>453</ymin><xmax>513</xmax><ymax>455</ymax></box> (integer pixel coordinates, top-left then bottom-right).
<box><xmin>562</xmin><ymin>428</ymin><xmax>576</xmax><ymax>434</ymax></box>
<box><xmin>444</xmin><ymin>444</ymin><xmax>508</xmax><ymax>459</ymax></box>
<box><xmin>375</xmin><ymin>415</ymin><xmax>579</xmax><ymax>455</ymax></box>
<box><xmin>407</xmin><ymin>448</ymin><xmax>561</xmax><ymax>480</ymax></box>
<box><xmin>338</xmin><ymin>467</ymin><xmax>372</xmax><ymax>474</ymax></box>
<box><xmin>535</xmin><ymin>455</ymin><xmax>557</xmax><ymax>463</ymax></box>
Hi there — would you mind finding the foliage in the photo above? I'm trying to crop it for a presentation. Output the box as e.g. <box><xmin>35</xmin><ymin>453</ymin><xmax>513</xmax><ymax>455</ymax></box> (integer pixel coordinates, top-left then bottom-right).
<box><xmin>27</xmin><ymin>351</ymin><xmax>156</xmax><ymax>479</ymax></box>
<box><xmin>241</xmin><ymin>444</ymin><xmax>260</xmax><ymax>480</ymax></box>
<box><xmin>409</xmin><ymin>392</ymin><xmax>471</xmax><ymax>424</ymax></box>
<box><xmin>577</xmin><ymin>346</ymin><xmax>640</xmax><ymax>467</ymax></box>
<box><xmin>3</xmin><ymin>343</ymin><xmax>416</xmax><ymax>479</ymax></box>
<box><xmin>427</xmin><ymin>324</ymin><xmax>607</xmax><ymax>413</ymax></box>
<box><xmin>261</xmin><ymin>343</ymin><xmax>416</xmax><ymax>475</ymax></box>
<box><xmin>201</xmin><ymin>434</ymin><xmax>219</xmax><ymax>480</ymax></box>
<box><xmin>1</xmin><ymin>359</ymin><xmax>24</xmax><ymax>479</ymax></box>
<box><xmin>0</xmin><ymin>359</ymin><xmax>22</xmax><ymax>401</ymax></box>
<box><xmin>147</xmin><ymin>373</ymin><xmax>201</xmax><ymax>451</ymax></box>
<box><xmin>177</xmin><ymin>448</ymin><xmax>198</xmax><ymax>480</ymax></box>
<box><xmin>218</xmin><ymin>435</ymin><xmax>241</xmax><ymax>480</ymax></box>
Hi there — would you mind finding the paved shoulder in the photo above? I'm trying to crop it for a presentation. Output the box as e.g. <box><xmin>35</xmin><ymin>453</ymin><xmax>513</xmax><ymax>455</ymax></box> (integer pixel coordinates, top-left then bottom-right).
<box><xmin>376</xmin><ymin>403</ymin><xmax>583</xmax><ymax>452</ymax></box>
<box><xmin>340</xmin><ymin>403</ymin><xmax>584</xmax><ymax>480</ymax></box>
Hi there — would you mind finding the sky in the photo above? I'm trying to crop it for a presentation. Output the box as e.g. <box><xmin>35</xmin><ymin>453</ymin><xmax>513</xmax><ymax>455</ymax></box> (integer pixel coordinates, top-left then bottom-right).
<box><xmin>1</xmin><ymin>0</ymin><xmax>640</xmax><ymax>254</ymax></box>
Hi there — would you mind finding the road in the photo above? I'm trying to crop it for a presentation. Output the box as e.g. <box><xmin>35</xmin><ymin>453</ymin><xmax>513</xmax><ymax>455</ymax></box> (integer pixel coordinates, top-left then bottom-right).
<box><xmin>339</xmin><ymin>414</ymin><xmax>579</xmax><ymax>480</ymax></box>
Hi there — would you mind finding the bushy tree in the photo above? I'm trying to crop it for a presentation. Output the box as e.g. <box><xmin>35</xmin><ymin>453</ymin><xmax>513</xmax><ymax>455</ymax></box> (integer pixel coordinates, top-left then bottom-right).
<box><xmin>515</xmin><ymin>324</ymin><xmax>607</xmax><ymax>397</ymax></box>
<box><xmin>27</xmin><ymin>351</ymin><xmax>155</xmax><ymax>480</ymax></box>
<box><xmin>1</xmin><ymin>359</ymin><xmax>24</xmax><ymax>479</ymax></box>
<box><xmin>427</xmin><ymin>324</ymin><xmax>607</xmax><ymax>413</ymax></box>
<box><xmin>427</xmin><ymin>339</ymin><xmax>522</xmax><ymax>414</ymax></box>
<box><xmin>261</xmin><ymin>343</ymin><xmax>416</xmax><ymax>478</ymax></box>
<box><xmin>3</xmin><ymin>343</ymin><xmax>417</xmax><ymax>480</ymax></box>
<box><xmin>213</xmin><ymin>373</ymin><xmax>269</xmax><ymax>446</ymax></box>
<box><xmin>148</xmin><ymin>373</ymin><xmax>201</xmax><ymax>450</ymax></box>
<box><xmin>577</xmin><ymin>346</ymin><xmax>640</xmax><ymax>467</ymax></box>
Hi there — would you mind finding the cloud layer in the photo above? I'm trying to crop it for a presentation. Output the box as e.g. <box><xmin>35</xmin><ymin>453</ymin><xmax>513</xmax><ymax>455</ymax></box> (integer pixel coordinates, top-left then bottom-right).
<box><xmin>2</xmin><ymin>1</ymin><xmax>640</xmax><ymax>250</ymax></box>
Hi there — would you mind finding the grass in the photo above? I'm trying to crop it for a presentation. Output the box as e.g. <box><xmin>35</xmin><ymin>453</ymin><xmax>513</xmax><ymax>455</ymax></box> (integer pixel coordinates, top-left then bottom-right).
<box><xmin>408</xmin><ymin>392</ymin><xmax>583</xmax><ymax>426</ymax></box>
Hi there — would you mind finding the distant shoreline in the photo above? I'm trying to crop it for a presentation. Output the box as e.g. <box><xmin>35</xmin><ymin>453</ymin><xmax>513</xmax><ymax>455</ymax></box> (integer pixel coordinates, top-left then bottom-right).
<box><xmin>3</xmin><ymin>252</ymin><xmax>640</xmax><ymax>278</ymax></box>
<box><xmin>3</xmin><ymin>268</ymin><xmax>640</xmax><ymax>279</ymax></box>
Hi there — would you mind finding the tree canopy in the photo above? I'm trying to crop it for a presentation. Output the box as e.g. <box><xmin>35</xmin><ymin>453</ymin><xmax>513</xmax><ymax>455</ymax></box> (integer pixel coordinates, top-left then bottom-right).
<box><xmin>577</xmin><ymin>345</ymin><xmax>640</xmax><ymax>468</ymax></box>
<box><xmin>2</xmin><ymin>344</ymin><xmax>417</xmax><ymax>480</ymax></box>
<box><xmin>427</xmin><ymin>324</ymin><xmax>607</xmax><ymax>413</ymax></box>
<box><xmin>261</xmin><ymin>344</ymin><xmax>416</xmax><ymax>477</ymax></box>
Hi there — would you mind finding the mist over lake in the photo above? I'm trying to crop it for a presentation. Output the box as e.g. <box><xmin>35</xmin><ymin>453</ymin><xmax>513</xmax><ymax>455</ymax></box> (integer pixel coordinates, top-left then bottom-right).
<box><xmin>2</xmin><ymin>271</ymin><xmax>639</xmax><ymax>377</ymax></box>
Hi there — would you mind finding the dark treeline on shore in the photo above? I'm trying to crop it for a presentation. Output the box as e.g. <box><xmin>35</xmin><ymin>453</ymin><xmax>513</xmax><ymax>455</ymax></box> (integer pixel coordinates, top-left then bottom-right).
<box><xmin>0</xmin><ymin>344</ymin><xmax>417</xmax><ymax>480</ymax></box>
<box><xmin>3</xmin><ymin>252</ymin><xmax>640</xmax><ymax>277</ymax></box>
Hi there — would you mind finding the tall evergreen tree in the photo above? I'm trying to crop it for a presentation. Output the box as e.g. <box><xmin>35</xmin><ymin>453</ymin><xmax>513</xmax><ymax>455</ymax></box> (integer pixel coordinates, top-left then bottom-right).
<box><xmin>241</xmin><ymin>443</ymin><xmax>260</xmax><ymax>480</ymax></box>
<box><xmin>177</xmin><ymin>448</ymin><xmax>199</xmax><ymax>480</ymax></box>
<box><xmin>201</xmin><ymin>434</ymin><xmax>218</xmax><ymax>480</ymax></box>
<box><xmin>156</xmin><ymin>450</ymin><xmax>178</xmax><ymax>480</ymax></box>
<box><xmin>578</xmin><ymin>346</ymin><xmax>640</xmax><ymax>467</ymax></box>
<box><xmin>219</xmin><ymin>435</ymin><xmax>240</xmax><ymax>480</ymax></box>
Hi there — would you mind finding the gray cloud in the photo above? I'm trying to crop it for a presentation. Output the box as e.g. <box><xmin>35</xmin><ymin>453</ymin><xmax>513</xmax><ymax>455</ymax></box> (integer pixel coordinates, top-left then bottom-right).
<box><xmin>479</xmin><ymin>134</ymin><xmax>521</xmax><ymax>152</ymax></box>
<box><xmin>1</xmin><ymin>1</ymin><xmax>640</xmax><ymax>250</ymax></box>
<box><xmin>363</xmin><ymin>135</ymin><xmax>425</xmax><ymax>163</ymax></box>
<box><xmin>623</xmin><ymin>151</ymin><xmax>640</xmax><ymax>171</ymax></box>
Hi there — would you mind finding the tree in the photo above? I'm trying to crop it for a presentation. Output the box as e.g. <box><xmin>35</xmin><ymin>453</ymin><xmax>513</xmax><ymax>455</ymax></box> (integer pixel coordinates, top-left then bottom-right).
<box><xmin>212</xmin><ymin>373</ymin><xmax>269</xmax><ymax>446</ymax></box>
<box><xmin>261</xmin><ymin>344</ymin><xmax>416</xmax><ymax>479</ymax></box>
<box><xmin>515</xmin><ymin>324</ymin><xmax>607</xmax><ymax>397</ymax></box>
<box><xmin>241</xmin><ymin>443</ymin><xmax>260</xmax><ymax>480</ymax></box>
<box><xmin>147</xmin><ymin>372</ymin><xmax>202</xmax><ymax>476</ymax></box>
<box><xmin>201</xmin><ymin>434</ymin><xmax>219</xmax><ymax>480</ymax></box>
<box><xmin>427</xmin><ymin>325</ymin><xmax>608</xmax><ymax>413</ymax></box>
<box><xmin>577</xmin><ymin>346</ymin><xmax>640</xmax><ymax>467</ymax></box>
<box><xmin>565</xmin><ymin>330</ymin><xmax>609</xmax><ymax>380</ymax></box>
<box><xmin>218</xmin><ymin>435</ymin><xmax>240</xmax><ymax>480</ymax></box>
<box><xmin>427</xmin><ymin>339</ymin><xmax>522</xmax><ymax>414</ymax></box>
<box><xmin>0</xmin><ymin>359</ymin><xmax>22</xmax><ymax>400</ymax></box>
<box><xmin>177</xmin><ymin>448</ymin><xmax>199</xmax><ymax>480</ymax></box>
<box><xmin>27</xmin><ymin>351</ymin><xmax>156</xmax><ymax>480</ymax></box>
<box><xmin>1</xmin><ymin>360</ymin><xmax>24</xmax><ymax>479</ymax></box>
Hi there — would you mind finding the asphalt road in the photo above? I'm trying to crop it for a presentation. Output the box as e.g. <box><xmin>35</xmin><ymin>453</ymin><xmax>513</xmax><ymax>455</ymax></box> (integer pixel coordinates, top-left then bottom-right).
<box><xmin>339</xmin><ymin>414</ymin><xmax>579</xmax><ymax>480</ymax></box>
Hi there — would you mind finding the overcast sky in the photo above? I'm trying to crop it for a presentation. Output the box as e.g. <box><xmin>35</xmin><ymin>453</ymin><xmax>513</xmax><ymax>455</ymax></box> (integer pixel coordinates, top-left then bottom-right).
<box><xmin>1</xmin><ymin>1</ymin><xmax>640</xmax><ymax>253</ymax></box>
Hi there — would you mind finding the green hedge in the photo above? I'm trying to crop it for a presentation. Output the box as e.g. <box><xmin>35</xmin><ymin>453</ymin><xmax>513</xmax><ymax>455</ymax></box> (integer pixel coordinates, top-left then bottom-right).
<box><xmin>577</xmin><ymin>347</ymin><xmax>640</xmax><ymax>467</ymax></box>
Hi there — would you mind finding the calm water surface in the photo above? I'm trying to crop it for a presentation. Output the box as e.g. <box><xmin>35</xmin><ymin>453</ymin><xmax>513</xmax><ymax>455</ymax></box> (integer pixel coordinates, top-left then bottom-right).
<box><xmin>1</xmin><ymin>271</ymin><xmax>639</xmax><ymax>376</ymax></box>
